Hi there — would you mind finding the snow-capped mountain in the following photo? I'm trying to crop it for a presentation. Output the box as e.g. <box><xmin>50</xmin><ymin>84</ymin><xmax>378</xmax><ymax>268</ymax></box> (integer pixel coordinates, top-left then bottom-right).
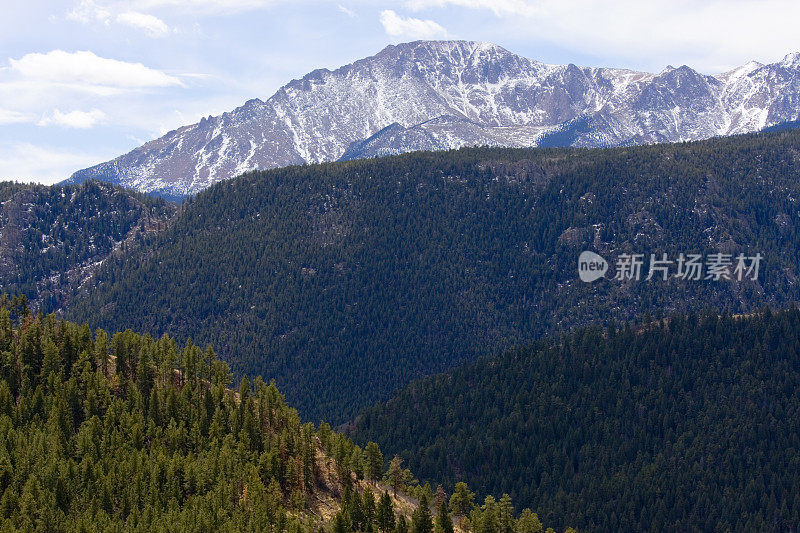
<box><xmin>66</xmin><ymin>41</ymin><xmax>800</xmax><ymax>198</ymax></box>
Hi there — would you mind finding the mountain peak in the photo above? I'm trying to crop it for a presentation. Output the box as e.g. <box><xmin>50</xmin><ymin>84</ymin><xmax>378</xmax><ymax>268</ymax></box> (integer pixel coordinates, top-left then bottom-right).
<box><xmin>387</xmin><ymin>39</ymin><xmax>506</xmax><ymax>53</ymax></box>
<box><xmin>66</xmin><ymin>43</ymin><xmax>800</xmax><ymax>198</ymax></box>
<box><xmin>717</xmin><ymin>60</ymin><xmax>765</xmax><ymax>82</ymax></box>
<box><xmin>781</xmin><ymin>51</ymin><xmax>800</xmax><ymax>68</ymax></box>
<box><xmin>375</xmin><ymin>39</ymin><xmax>521</xmax><ymax>65</ymax></box>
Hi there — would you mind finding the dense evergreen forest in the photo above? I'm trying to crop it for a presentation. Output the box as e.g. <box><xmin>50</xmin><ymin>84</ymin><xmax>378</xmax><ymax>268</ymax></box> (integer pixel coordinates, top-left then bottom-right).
<box><xmin>0</xmin><ymin>298</ymin><xmax>561</xmax><ymax>532</ymax></box>
<box><xmin>64</xmin><ymin>130</ymin><xmax>800</xmax><ymax>423</ymax></box>
<box><xmin>762</xmin><ymin>119</ymin><xmax>800</xmax><ymax>132</ymax></box>
<box><xmin>351</xmin><ymin>308</ymin><xmax>800</xmax><ymax>532</ymax></box>
<box><xmin>0</xmin><ymin>181</ymin><xmax>175</xmax><ymax>311</ymax></box>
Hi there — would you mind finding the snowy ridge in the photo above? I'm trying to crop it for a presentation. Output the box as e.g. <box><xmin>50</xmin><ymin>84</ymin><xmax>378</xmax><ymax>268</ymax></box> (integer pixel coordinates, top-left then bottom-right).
<box><xmin>66</xmin><ymin>41</ymin><xmax>800</xmax><ymax>198</ymax></box>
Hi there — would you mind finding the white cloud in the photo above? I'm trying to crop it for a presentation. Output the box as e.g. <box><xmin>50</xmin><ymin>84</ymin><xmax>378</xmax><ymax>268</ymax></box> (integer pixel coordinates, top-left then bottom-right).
<box><xmin>0</xmin><ymin>143</ymin><xmax>115</xmax><ymax>185</ymax></box>
<box><xmin>9</xmin><ymin>50</ymin><xmax>183</xmax><ymax>89</ymax></box>
<box><xmin>38</xmin><ymin>109</ymin><xmax>107</xmax><ymax>129</ymax></box>
<box><xmin>400</xmin><ymin>0</ymin><xmax>800</xmax><ymax>72</ymax></box>
<box><xmin>67</xmin><ymin>0</ymin><xmax>112</xmax><ymax>24</ymax></box>
<box><xmin>65</xmin><ymin>0</ymin><xmax>284</xmax><ymax>17</ymax></box>
<box><xmin>116</xmin><ymin>11</ymin><xmax>171</xmax><ymax>37</ymax></box>
<box><xmin>380</xmin><ymin>10</ymin><xmax>447</xmax><ymax>40</ymax></box>
<box><xmin>131</xmin><ymin>0</ymin><xmax>283</xmax><ymax>14</ymax></box>
<box><xmin>0</xmin><ymin>109</ymin><xmax>31</xmax><ymax>125</ymax></box>
<box><xmin>0</xmin><ymin>51</ymin><xmax>185</xmax><ymax>141</ymax></box>
<box><xmin>68</xmin><ymin>1</ymin><xmax>172</xmax><ymax>37</ymax></box>
<box><xmin>338</xmin><ymin>4</ymin><xmax>356</xmax><ymax>17</ymax></box>
<box><xmin>405</xmin><ymin>0</ymin><xmax>537</xmax><ymax>16</ymax></box>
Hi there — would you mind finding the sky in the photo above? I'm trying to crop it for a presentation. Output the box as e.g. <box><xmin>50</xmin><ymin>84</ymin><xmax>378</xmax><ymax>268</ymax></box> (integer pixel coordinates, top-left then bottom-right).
<box><xmin>2</xmin><ymin>0</ymin><xmax>799</xmax><ymax>184</ymax></box>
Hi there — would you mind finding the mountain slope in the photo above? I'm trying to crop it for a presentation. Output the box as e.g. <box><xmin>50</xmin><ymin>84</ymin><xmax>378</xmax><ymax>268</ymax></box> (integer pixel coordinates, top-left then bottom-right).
<box><xmin>0</xmin><ymin>180</ymin><xmax>176</xmax><ymax>310</ymax></box>
<box><xmin>65</xmin><ymin>130</ymin><xmax>800</xmax><ymax>423</ymax></box>
<box><xmin>0</xmin><ymin>305</ymin><xmax>559</xmax><ymax>532</ymax></box>
<box><xmin>66</xmin><ymin>41</ymin><xmax>800</xmax><ymax>198</ymax></box>
<box><xmin>350</xmin><ymin>309</ymin><xmax>800</xmax><ymax>532</ymax></box>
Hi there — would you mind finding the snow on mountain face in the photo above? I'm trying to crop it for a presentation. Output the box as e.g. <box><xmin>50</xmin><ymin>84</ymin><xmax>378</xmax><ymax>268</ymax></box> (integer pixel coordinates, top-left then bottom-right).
<box><xmin>66</xmin><ymin>41</ymin><xmax>800</xmax><ymax>198</ymax></box>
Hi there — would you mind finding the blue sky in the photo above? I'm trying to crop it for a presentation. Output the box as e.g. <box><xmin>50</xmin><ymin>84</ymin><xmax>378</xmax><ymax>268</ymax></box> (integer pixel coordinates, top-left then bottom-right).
<box><xmin>2</xmin><ymin>0</ymin><xmax>799</xmax><ymax>184</ymax></box>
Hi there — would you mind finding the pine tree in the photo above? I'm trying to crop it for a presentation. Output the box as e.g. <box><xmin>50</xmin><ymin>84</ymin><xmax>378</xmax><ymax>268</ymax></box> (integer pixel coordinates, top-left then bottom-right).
<box><xmin>349</xmin><ymin>489</ymin><xmax>365</xmax><ymax>531</ymax></box>
<box><xmin>95</xmin><ymin>328</ymin><xmax>109</xmax><ymax>378</ymax></box>
<box><xmin>478</xmin><ymin>495</ymin><xmax>500</xmax><ymax>533</ymax></box>
<box><xmin>395</xmin><ymin>515</ymin><xmax>409</xmax><ymax>533</ymax></box>
<box><xmin>437</xmin><ymin>499</ymin><xmax>454</xmax><ymax>533</ymax></box>
<box><xmin>434</xmin><ymin>485</ymin><xmax>447</xmax><ymax>512</ymax></box>
<box><xmin>448</xmin><ymin>482</ymin><xmax>474</xmax><ymax>524</ymax></box>
<box><xmin>411</xmin><ymin>494</ymin><xmax>433</xmax><ymax>533</ymax></box>
<box><xmin>333</xmin><ymin>510</ymin><xmax>350</xmax><ymax>533</ymax></box>
<box><xmin>365</xmin><ymin>442</ymin><xmax>384</xmax><ymax>484</ymax></box>
<box><xmin>377</xmin><ymin>491</ymin><xmax>396</xmax><ymax>532</ymax></box>
<box><xmin>516</xmin><ymin>509</ymin><xmax>543</xmax><ymax>533</ymax></box>
<box><xmin>387</xmin><ymin>455</ymin><xmax>404</xmax><ymax>496</ymax></box>
<box><xmin>363</xmin><ymin>489</ymin><xmax>377</xmax><ymax>530</ymax></box>
<box><xmin>497</xmin><ymin>493</ymin><xmax>514</xmax><ymax>533</ymax></box>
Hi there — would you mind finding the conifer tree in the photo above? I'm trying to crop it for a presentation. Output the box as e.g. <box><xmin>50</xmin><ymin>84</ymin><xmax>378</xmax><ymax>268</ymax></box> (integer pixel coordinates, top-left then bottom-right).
<box><xmin>411</xmin><ymin>494</ymin><xmax>433</xmax><ymax>533</ymax></box>
<box><xmin>363</xmin><ymin>489</ymin><xmax>377</xmax><ymax>530</ymax></box>
<box><xmin>449</xmin><ymin>482</ymin><xmax>474</xmax><ymax>525</ymax></box>
<box><xmin>437</xmin><ymin>499</ymin><xmax>454</xmax><ymax>533</ymax></box>
<box><xmin>395</xmin><ymin>514</ymin><xmax>409</xmax><ymax>533</ymax></box>
<box><xmin>365</xmin><ymin>442</ymin><xmax>384</xmax><ymax>484</ymax></box>
<box><xmin>516</xmin><ymin>509</ymin><xmax>543</xmax><ymax>533</ymax></box>
<box><xmin>387</xmin><ymin>456</ymin><xmax>404</xmax><ymax>496</ymax></box>
<box><xmin>434</xmin><ymin>485</ymin><xmax>447</xmax><ymax>512</ymax></box>
<box><xmin>377</xmin><ymin>491</ymin><xmax>396</xmax><ymax>532</ymax></box>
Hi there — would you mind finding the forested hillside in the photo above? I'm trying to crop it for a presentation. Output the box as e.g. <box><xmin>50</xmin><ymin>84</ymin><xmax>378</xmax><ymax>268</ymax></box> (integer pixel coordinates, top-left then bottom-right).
<box><xmin>0</xmin><ymin>181</ymin><xmax>176</xmax><ymax>311</ymax></box>
<box><xmin>351</xmin><ymin>308</ymin><xmax>800</xmax><ymax>532</ymax></box>
<box><xmin>0</xmin><ymin>300</ymin><xmax>560</xmax><ymax>532</ymax></box>
<box><xmin>67</xmin><ymin>130</ymin><xmax>800</xmax><ymax>422</ymax></box>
